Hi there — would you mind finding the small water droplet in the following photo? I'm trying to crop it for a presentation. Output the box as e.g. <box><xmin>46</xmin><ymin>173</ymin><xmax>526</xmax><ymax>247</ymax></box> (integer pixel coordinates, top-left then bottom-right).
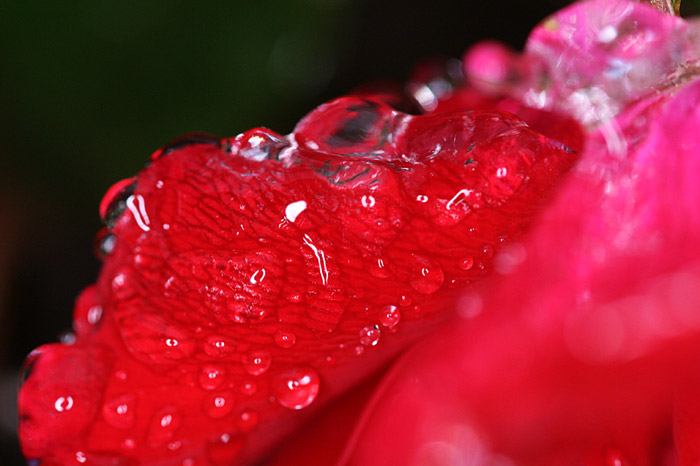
<box><xmin>399</xmin><ymin>295</ymin><xmax>412</xmax><ymax>307</ymax></box>
<box><xmin>359</xmin><ymin>325</ymin><xmax>381</xmax><ymax>346</ymax></box>
<box><xmin>240</xmin><ymin>381</ymin><xmax>257</xmax><ymax>396</ymax></box>
<box><xmin>354</xmin><ymin>345</ymin><xmax>365</xmax><ymax>356</ymax></box>
<box><xmin>59</xmin><ymin>331</ymin><xmax>76</xmax><ymax>345</ymax></box>
<box><xmin>19</xmin><ymin>349</ymin><xmax>42</xmax><ymax>388</ymax></box>
<box><xmin>207</xmin><ymin>433</ymin><xmax>244</xmax><ymax>465</ymax></box>
<box><xmin>458</xmin><ymin>257</ymin><xmax>474</xmax><ymax>271</ymax></box>
<box><xmin>204</xmin><ymin>392</ymin><xmax>235</xmax><ymax>419</ymax></box>
<box><xmin>102</xmin><ymin>393</ymin><xmax>136</xmax><ymax>429</ymax></box>
<box><xmin>378</xmin><ymin>305</ymin><xmax>401</xmax><ymax>329</ymax></box>
<box><xmin>199</xmin><ymin>364</ymin><xmax>226</xmax><ymax>390</ymax></box>
<box><xmin>147</xmin><ymin>406</ymin><xmax>182</xmax><ymax>447</ymax></box>
<box><xmin>93</xmin><ymin>228</ymin><xmax>116</xmax><ymax>259</ymax></box>
<box><xmin>272</xmin><ymin>366</ymin><xmax>320</xmax><ymax>410</ymax></box>
<box><xmin>481</xmin><ymin>244</ymin><xmax>494</xmax><ymax>258</ymax></box>
<box><xmin>236</xmin><ymin>410</ymin><xmax>259</xmax><ymax>433</ymax></box>
<box><xmin>369</xmin><ymin>257</ymin><xmax>391</xmax><ymax>278</ymax></box>
<box><xmin>203</xmin><ymin>335</ymin><xmax>236</xmax><ymax>358</ymax></box>
<box><xmin>243</xmin><ymin>350</ymin><xmax>271</xmax><ymax>376</ymax></box>
<box><xmin>409</xmin><ymin>259</ymin><xmax>445</xmax><ymax>294</ymax></box>
<box><xmin>274</xmin><ymin>330</ymin><xmax>296</xmax><ymax>348</ymax></box>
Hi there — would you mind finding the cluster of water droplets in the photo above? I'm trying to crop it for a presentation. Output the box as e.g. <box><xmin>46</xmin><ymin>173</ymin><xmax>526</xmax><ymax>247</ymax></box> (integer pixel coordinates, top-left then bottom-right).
<box><xmin>464</xmin><ymin>0</ymin><xmax>700</xmax><ymax>132</ymax></box>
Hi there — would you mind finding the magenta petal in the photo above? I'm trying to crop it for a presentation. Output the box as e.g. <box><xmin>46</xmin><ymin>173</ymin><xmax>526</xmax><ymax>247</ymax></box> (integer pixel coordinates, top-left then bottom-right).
<box><xmin>344</xmin><ymin>72</ymin><xmax>700</xmax><ymax>465</ymax></box>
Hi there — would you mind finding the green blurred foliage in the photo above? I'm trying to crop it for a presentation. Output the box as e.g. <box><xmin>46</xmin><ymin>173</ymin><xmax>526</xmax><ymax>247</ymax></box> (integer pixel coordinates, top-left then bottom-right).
<box><xmin>0</xmin><ymin>0</ymin><xmax>350</xmax><ymax>207</ymax></box>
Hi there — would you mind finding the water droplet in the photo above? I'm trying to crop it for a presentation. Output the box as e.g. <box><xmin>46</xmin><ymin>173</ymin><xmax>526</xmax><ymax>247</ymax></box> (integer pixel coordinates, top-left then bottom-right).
<box><xmin>240</xmin><ymin>381</ymin><xmax>257</xmax><ymax>396</ymax></box>
<box><xmin>458</xmin><ymin>257</ymin><xmax>474</xmax><ymax>271</ymax></box>
<box><xmin>416</xmin><ymin>194</ymin><xmax>429</xmax><ymax>203</ymax></box>
<box><xmin>99</xmin><ymin>178</ymin><xmax>136</xmax><ymax>230</ymax></box>
<box><xmin>235</xmin><ymin>128</ymin><xmax>288</xmax><ymax>161</ymax></box>
<box><xmin>206</xmin><ymin>433</ymin><xmax>244</xmax><ymax>465</ymax></box>
<box><xmin>243</xmin><ymin>351</ymin><xmax>271</xmax><ymax>376</ymax></box>
<box><xmin>147</xmin><ymin>406</ymin><xmax>182</xmax><ymax>447</ymax></box>
<box><xmin>359</xmin><ymin>325</ymin><xmax>381</xmax><ymax>346</ymax></box>
<box><xmin>399</xmin><ymin>295</ymin><xmax>412</xmax><ymax>307</ymax></box>
<box><xmin>369</xmin><ymin>257</ymin><xmax>391</xmax><ymax>278</ymax></box>
<box><xmin>236</xmin><ymin>410</ymin><xmax>259</xmax><ymax>433</ymax></box>
<box><xmin>102</xmin><ymin>393</ymin><xmax>136</xmax><ymax>429</ymax></box>
<box><xmin>409</xmin><ymin>258</ymin><xmax>445</xmax><ymax>294</ymax></box>
<box><xmin>75</xmin><ymin>451</ymin><xmax>87</xmax><ymax>463</ymax></box>
<box><xmin>199</xmin><ymin>365</ymin><xmax>226</xmax><ymax>390</ymax></box>
<box><xmin>354</xmin><ymin>345</ymin><xmax>365</xmax><ymax>356</ymax></box>
<box><xmin>203</xmin><ymin>335</ymin><xmax>236</xmax><ymax>358</ymax></box>
<box><xmin>273</xmin><ymin>366</ymin><xmax>320</xmax><ymax>410</ymax></box>
<box><xmin>19</xmin><ymin>349</ymin><xmax>42</xmax><ymax>388</ymax></box>
<box><xmin>59</xmin><ymin>331</ymin><xmax>76</xmax><ymax>345</ymax></box>
<box><xmin>153</xmin><ymin>132</ymin><xmax>221</xmax><ymax>160</ymax></box>
<box><xmin>93</xmin><ymin>228</ymin><xmax>116</xmax><ymax>259</ymax></box>
<box><xmin>204</xmin><ymin>392</ymin><xmax>235</xmax><ymax>419</ymax></box>
<box><xmin>378</xmin><ymin>305</ymin><xmax>401</xmax><ymax>329</ymax></box>
<box><xmin>481</xmin><ymin>244</ymin><xmax>494</xmax><ymax>258</ymax></box>
<box><xmin>274</xmin><ymin>330</ymin><xmax>296</xmax><ymax>348</ymax></box>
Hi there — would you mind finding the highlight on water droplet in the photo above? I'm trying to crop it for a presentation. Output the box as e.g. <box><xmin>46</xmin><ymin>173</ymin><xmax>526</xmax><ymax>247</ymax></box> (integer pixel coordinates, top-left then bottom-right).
<box><xmin>378</xmin><ymin>305</ymin><xmax>401</xmax><ymax>329</ymax></box>
<box><xmin>285</xmin><ymin>200</ymin><xmax>307</xmax><ymax>223</ymax></box>
<box><xmin>359</xmin><ymin>325</ymin><xmax>381</xmax><ymax>346</ymax></box>
<box><xmin>243</xmin><ymin>350</ymin><xmax>271</xmax><ymax>376</ymax></box>
<box><xmin>102</xmin><ymin>393</ymin><xmax>136</xmax><ymax>429</ymax></box>
<box><xmin>54</xmin><ymin>395</ymin><xmax>74</xmax><ymax>412</ymax></box>
<box><xmin>274</xmin><ymin>330</ymin><xmax>296</xmax><ymax>348</ymax></box>
<box><xmin>272</xmin><ymin>366</ymin><xmax>320</xmax><ymax>410</ymax></box>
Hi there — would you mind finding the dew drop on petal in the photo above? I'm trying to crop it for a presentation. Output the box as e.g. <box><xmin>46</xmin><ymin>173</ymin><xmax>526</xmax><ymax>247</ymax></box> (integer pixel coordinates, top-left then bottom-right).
<box><xmin>359</xmin><ymin>325</ymin><xmax>381</xmax><ymax>346</ymax></box>
<box><xmin>204</xmin><ymin>392</ymin><xmax>235</xmax><ymax>419</ymax></box>
<box><xmin>240</xmin><ymin>381</ymin><xmax>257</xmax><ymax>396</ymax></box>
<box><xmin>147</xmin><ymin>406</ymin><xmax>181</xmax><ymax>447</ymax></box>
<box><xmin>243</xmin><ymin>350</ymin><xmax>271</xmax><ymax>376</ymax></box>
<box><xmin>378</xmin><ymin>305</ymin><xmax>401</xmax><ymax>329</ymax></box>
<box><xmin>199</xmin><ymin>364</ymin><xmax>225</xmax><ymax>390</ymax></box>
<box><xmin>410</xmin><ymin>260</ymin><xmax>445</xmax><ymax>294</ymax></box>
<box><xmin>102</xmin><ymin>393</ymin><xmax>136</xmax><ymax>429</ymax></box>
<box><xmin>206</xmin><ymin>433</ymin><xmax>244</xmax><ymax>465</ymax></box>
<box><xmin>274</xmin><ymin>330</ymin><xmax>296</xmax><ymax>348</ymax></box>
<box><xmin>236</xmin><ymin>410</ymin><xmax>259</xmax><ymax>433</ymax></box>
<box><xmin>272</xmin><ymin>366</ymin><xmax>320</xmax><ymax>410</ymax></box>
<box><xmin>458</xmin><ymin>257</ymin><xmax>474</xmax><ymax>271</ymax></box>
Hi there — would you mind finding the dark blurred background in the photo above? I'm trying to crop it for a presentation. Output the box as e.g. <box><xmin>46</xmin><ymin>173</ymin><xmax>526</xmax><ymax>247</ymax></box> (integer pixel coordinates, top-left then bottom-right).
<box><xmin>2</xmin><ymin>0</ymin><xmax>698</xmax><ymax>463</ymax></box>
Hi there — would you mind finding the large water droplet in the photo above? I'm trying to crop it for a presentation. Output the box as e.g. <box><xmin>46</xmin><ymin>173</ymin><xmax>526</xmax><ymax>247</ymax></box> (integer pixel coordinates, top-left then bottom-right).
<box><xmin>378</xmin><ymin>305</ymin><xmax>401</xmax><ymax>329</ymax></box>
<box><xmin>199</xmin><ymin>364</ymin><xmax>226</xmax><ymax>390</ymax></box>
<box><xmin>153</xmin><ymin>132</ymin><xmax>221</xmax><ymax>160</ymax></box>
<box><xmin>274</xmin><ymin>330</ymin><xmax>296</xmax><ymax>348</ymax></box>
<box><xmin>272</xmin><ymin>366</ymin><xmax>320</xmax><ymax>410</ymax></box>
<box><xmin>359</xmin><ymin>325</ymin><xmax>381</xmax><ymax>346</ymax></box>
<box><xmin>99</xmin><ymin>178</ymin><xmax>136</xmax><ymax>230</ymax></box>
<box><xmin>243</xmin><ymin>350</ymin><xmax>271</xmax><ymax>376</ymax></box>
<box><xmin>409</xmin><ymin>258</ymin><xmax>445</xmax><ymax>294</ymax></box>
<box><xmin>102</xmin><ymin>393</ymin><xmax>136</xmax><ymax>429</ymax></box>
<box><xmin>204</xmin><ymin>392</ymin><xmax>235</xmax><ymax>419</ymax></box>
